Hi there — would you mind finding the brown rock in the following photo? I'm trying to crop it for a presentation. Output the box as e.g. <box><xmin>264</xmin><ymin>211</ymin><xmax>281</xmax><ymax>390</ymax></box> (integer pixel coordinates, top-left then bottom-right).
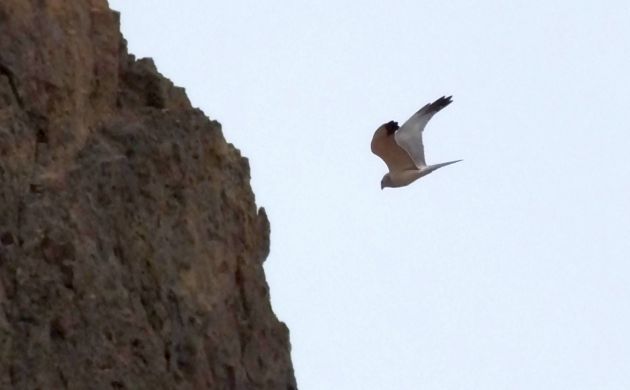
<box><xmin>0</xmin><ymin>0</ymin><xmax>296</xmax><ymax>389</ymax></box>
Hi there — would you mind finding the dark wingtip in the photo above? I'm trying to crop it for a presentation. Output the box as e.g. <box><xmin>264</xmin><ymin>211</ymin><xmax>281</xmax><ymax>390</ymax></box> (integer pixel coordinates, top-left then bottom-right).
<box><xmin>384</xmin><ymin>120</ymin><xmax>399</xmax><ymax>135</ymax></box>
<box><xmin>437</xmin><ymin>95</ymin><xmax>453</xmax><ymax>106</ymax></box>
<box><xmin>427</xmin><ymin>95</ymin><xmax>453</xmax><ymax>114</ymax></box>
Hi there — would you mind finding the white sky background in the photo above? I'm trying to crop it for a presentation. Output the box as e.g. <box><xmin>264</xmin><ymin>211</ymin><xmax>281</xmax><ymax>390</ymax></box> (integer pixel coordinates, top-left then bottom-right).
<box><xmin>109</xmin><ymin>1</ymin><xmax>630</xmax><ymax>389</ymax></box>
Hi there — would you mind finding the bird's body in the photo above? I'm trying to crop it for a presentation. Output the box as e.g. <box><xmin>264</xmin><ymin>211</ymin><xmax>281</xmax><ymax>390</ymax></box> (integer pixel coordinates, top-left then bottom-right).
<box><xmin>371</xmin><ymin>95</ymin><xmax>461</xmax><ymax>189</ymax></box>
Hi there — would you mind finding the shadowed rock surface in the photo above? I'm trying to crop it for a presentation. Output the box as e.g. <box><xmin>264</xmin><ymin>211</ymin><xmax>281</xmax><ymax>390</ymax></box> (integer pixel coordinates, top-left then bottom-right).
<box><xmin>0</xmin><ymin>0</ymin><xmax>296</xmax><ymax>389</ymax></box>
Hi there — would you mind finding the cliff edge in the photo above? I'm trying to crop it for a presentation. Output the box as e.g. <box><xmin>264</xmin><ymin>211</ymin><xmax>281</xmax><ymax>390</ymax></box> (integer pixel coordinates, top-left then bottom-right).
<box><xmin>0</xmin><ymin>1</ymin><xmax>296</xmax><ymax>389</ymax></box>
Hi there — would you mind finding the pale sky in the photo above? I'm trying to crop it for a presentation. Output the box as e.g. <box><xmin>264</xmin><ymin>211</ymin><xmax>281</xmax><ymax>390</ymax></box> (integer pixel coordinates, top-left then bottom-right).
<box><xmin>109</xmin><ymin>1</ymin><xmax>630</xmax><ymax>389</ymax></box>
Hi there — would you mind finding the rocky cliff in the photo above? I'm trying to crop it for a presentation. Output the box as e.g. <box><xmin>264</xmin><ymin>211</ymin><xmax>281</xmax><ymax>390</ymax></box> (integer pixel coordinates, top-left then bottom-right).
<box><xmin>0</xmin><ymin>1</ymin><xmax>295</xmax><ymax>389</ymax></box>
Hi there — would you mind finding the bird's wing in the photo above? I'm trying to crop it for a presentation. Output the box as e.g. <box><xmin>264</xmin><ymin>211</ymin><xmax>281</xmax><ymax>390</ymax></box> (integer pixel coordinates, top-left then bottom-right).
<box><xmin>395</xmin><ymin>95</ymin><xmax>453</xmax><ymax>168</ymax></box>
<box><xmin>371</xmin><ymin>121</ymin><xmax>416</xmax><ymax>173</ymax></box>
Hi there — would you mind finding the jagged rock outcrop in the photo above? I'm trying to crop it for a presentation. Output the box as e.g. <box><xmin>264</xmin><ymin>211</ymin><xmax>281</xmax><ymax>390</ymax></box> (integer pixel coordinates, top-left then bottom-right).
<box><xmin>0</xmin><ymin>1</ymin><xmax>296</xmax><ymax>389</ymax></box>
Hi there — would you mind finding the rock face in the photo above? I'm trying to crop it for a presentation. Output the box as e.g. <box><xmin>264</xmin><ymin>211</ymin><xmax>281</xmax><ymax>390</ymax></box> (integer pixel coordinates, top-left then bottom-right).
<box><xmin>0</xmin><ymin>1</ymin><xmax>296</xmax><ymax>389</ymax></box>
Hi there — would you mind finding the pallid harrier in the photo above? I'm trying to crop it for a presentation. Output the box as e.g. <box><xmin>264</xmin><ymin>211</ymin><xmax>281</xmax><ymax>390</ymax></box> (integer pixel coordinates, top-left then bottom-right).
<box><xmin>371</xmin><ymin>95</ymin><xmax>461</xmax><ymax>189</ymax></box>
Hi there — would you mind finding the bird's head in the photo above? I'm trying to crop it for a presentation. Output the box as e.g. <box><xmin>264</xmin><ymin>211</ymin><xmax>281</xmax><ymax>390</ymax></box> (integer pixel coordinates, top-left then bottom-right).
<box><xmin>381</xmin><ymin>174</ymin><xmax>393</xmax><ymax>190</ymax></box>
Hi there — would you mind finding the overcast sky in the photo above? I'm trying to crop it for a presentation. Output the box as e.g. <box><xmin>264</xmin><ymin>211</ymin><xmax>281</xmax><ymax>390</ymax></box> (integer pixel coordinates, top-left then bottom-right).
<box><xmin>109</xmin><ymin>1</ymin><xmax>630</xmax><ymax>389</ymax></box>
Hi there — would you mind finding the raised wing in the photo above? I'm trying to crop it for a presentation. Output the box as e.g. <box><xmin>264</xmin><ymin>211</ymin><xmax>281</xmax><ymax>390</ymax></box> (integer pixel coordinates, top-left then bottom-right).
<box><xmin>395</xmin><ymin>95</ymin><xmax>452</xmax><ymax>168</ymax></box>
<box><xmin>371</xmin><ymin>121</ymin><xmax>416</xmax><ymax>173</ymax></box>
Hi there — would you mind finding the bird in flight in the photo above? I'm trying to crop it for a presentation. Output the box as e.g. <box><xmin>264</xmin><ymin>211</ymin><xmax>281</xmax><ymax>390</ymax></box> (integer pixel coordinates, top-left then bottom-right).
<box><xmin>371</xmin><ymin>95</ymin><xmax>461</xmax><ymax>189</ymax></box>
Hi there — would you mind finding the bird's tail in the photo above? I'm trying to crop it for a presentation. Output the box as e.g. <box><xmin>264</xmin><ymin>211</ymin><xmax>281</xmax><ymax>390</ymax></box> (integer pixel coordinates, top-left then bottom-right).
<box><xmin>423</xmin><ymin>159</ymin><xmax>462</xmax><ymax>174</ymax></box>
